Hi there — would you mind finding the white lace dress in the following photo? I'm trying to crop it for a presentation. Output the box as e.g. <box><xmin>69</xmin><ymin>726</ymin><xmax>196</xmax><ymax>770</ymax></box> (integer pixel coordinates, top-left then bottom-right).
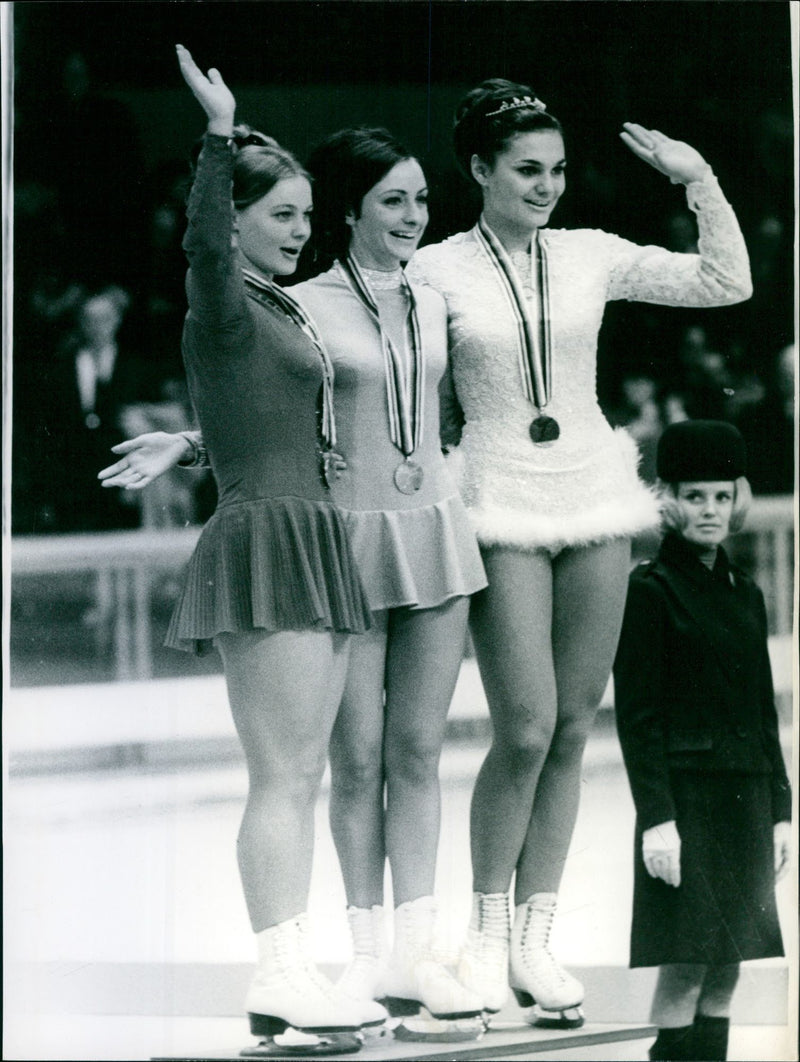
<box><xmin>407</xmin><ymin>174</ymin><xmax>752</xmax><ymax>553</ymax></box>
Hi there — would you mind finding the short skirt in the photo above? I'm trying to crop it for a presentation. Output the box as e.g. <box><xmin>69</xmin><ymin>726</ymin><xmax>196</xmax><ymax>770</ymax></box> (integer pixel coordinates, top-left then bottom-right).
<box><xmin>342</xmin><ymin>493</ymin><xmax>487</xmax><ymax>612</ymax></box>
<box><xmin>630</xmin><ymin>770</ymin><xmax>784</xmax><ymax>967</ymax></box>
<box><xmin>165</xmin><ymin>496</ymin><xmax>372</xmax><ymax>653</ymax></box>
<box><xmin>456</xmin><ymin>425</ymin><xmax>660</xmax><ymax>553</ymax></box>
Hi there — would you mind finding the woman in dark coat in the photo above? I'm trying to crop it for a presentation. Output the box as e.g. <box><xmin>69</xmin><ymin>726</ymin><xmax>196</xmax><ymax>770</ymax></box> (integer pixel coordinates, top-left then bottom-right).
<box><xmin>613</xmin><ymin>419</ymin><xmax>791</xmax><ymax>1061</ymax></box>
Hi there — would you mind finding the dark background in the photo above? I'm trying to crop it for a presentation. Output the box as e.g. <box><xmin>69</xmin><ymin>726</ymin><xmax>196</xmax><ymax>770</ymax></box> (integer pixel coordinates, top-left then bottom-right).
<box><xmin>11</xmin><ymin>0</ymin><xmax>796</xmax><ymax>527</ymax></box>
<box><xmin>8</xmin><ymin>1</ymin><xmax>796</xmax><ymax>685</ymax></box>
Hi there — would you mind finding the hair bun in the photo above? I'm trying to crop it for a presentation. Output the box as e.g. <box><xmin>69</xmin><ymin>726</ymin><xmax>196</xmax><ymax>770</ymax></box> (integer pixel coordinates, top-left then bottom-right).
<box><xmin>232</xmin><ymin>123</ymin><xmax>279</xmax><ymax>151</ymax></box>
<box><xmin>455</xmin><ymin>78</ymin><xmax>538</xmax><ymax>127</ymax></box>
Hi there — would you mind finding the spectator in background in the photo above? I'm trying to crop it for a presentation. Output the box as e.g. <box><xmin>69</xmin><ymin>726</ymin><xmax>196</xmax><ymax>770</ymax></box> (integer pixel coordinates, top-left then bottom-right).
<box><xmin>675</xmin><ymin>325</ymin><xmax>735</xmax><ymax>421</ymax></box>
<box><xmin>46</xmin><ymin>51</ymin><xmax>147</xmax><ymax>291</ymax></box>
<box><xmin>736</xmin><ymin>343</ymin><xmax>796</xmax><ymax>496</ymax></box>
<box><xmin>607</xmin><ymin>374</ymin><xmax>663</xmax><ymax>484</ymax></box>
<box><xmin>23</xmin><ymin>285</ymin><xmax>157</xmax><ymax>533</ymax></box>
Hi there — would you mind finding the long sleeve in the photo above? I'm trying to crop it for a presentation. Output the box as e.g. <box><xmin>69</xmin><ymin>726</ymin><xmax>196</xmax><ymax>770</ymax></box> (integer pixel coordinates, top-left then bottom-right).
<box><xmin>613</xmin><ymin>574</ymin><xmax>677</xmax><ymax>830</ymax></box>
<box><xmin>753</xmin><ymin>588</ymin><xmax>793</xmax><ymax>823</ymax></box>
<box><xmin>183</xmin><ymin>134</ymin><xmax>247</xmax><ymax>333</ymax></box>
<box><xmin>438</xmin><ymin>356</ymin><xmax>464</xmax><ymax>451</ymax></box>
<box><xmin>605</xmin><ymin>173</ymin><xmax>752</xmax><ymax>307</ymax></box>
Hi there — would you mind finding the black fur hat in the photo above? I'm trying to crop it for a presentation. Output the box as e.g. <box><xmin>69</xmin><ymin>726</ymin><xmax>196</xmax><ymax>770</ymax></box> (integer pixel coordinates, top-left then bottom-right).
<box><xmin>657</xmin><ymin>420</ymin><xmax>747</xmax><ymax>482</ymax></box>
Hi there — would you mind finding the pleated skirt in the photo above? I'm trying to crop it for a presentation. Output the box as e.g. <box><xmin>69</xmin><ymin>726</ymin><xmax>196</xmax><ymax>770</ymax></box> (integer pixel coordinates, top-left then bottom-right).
<box><xmin>165</xmin><ymin>496</ymin><xmax>372</xmax><ymax>653</ymax></box>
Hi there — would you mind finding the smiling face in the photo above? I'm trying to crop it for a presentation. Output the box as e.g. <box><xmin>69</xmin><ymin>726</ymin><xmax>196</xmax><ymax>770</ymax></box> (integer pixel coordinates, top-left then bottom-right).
<box><xmin>347</xmin><ymin>158</ymin><xmax>429</xmax><ymax>270</ymax></box>
<box><xmin>236</xmin><ymin>175</ymin><xmax>313</xmax><ymax>279</ymax></box>
<box><xmin>675</xmin><ymin>481</ymin><xmax>735</xmax><ymax>549</ymax></box>
<box><xmin>473</xmin><ymin>129</ymin><xmax>566</xmax><ymax>250</ymax></box>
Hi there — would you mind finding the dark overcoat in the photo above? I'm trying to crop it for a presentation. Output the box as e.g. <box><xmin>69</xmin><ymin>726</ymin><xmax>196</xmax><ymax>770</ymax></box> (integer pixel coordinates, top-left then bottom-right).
<box><xmin>613</xmin><ymin>531</ymin><xmax>791</xmax><ymax>966</ymax></box>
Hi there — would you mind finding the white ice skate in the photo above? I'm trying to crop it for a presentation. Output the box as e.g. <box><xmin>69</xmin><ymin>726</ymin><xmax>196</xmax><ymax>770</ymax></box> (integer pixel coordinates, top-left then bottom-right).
<box><xmin>242</xmin><ymin>913</ymin><xmax>381</xmax><ymax>1057</ymax></box>
<box><xmin>336</xmin><ymin>905</ymin><xmax>391</xmax><ymax>1045</ymax></box>
<box><xmin>457</xmin><ymin>891</ymin><xmax>511</xmax><ymax>1016</ymax></box>
<box><xmin>509</xmin><ymin>893</ymin><xmax>584</xmax><ymax>1030</ymax></box>
<box><xmin>380</xmin><ymin>896</ymin><xmax>484</xmax><ymax>1042</ymax></box>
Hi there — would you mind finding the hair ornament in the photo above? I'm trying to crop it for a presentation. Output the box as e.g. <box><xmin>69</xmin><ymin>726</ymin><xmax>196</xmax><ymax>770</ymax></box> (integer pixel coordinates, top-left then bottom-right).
<box><xmin>485</xmin><ymin>95</ymin><xmax>547</xmax><ymax>118</ymax></box>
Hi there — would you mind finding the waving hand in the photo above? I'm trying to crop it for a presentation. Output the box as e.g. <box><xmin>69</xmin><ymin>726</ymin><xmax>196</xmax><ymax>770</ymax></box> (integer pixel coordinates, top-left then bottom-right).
<box><xmin>176</xmin><ymin>44</ymin><xmax>235</xmax><ymax>135</ymax></box>
<box><xmin>620</xmin><ymin>123</ymin><xmax>711</xmax><ymax>186</ymax></box>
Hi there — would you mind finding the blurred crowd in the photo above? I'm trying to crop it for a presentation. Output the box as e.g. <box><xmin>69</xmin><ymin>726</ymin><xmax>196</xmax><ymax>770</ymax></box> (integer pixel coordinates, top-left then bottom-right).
<box><xmin>11</xmin><ymin>52</ymin><xmax>796</xmax><ymax>536</ymax></box>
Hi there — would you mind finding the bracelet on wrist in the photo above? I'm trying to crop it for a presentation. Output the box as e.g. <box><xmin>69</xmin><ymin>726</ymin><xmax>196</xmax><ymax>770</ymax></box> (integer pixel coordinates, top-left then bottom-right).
<box><xmin>177</xmin><ymin>432</ymin><xmax>209</xmax><ymax>469</ymax></box>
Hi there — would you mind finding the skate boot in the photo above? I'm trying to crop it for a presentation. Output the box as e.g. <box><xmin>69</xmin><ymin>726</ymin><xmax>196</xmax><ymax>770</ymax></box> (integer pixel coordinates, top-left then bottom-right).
<box><xmin>509</xmin><ymin>893</ymin><xmax>584</xmax><ymax>1029</ymax></box>
<box><xmin>691</xmin><ymin>1015</ymin><xmax>729</xmax><ymax>1061</ymax></box>
<box><xmin>381</xmin><ymin>896</ymin><xmax>484</xmax><ymax>1042</ymax></box>
<box><xmin>649</xmin><ymin>1024</ymin><xmax>695</xmax><ymax>1060</ymax></box>
<box><xmin>241</xmin><ymin>912</ymin><xmax>374</xmax><ymax>1057</ymax></box>
<box><xmin>338</xmin><ymin>905</ymin><xmax>387</xmax><ymax>1003</ymax></box>
<box><xmin>337</xmin><ymin>906</ymin><xmax>390</xmax><ymax>1043</ymax></box>
<box><xmin>457</xmin><ymin>891</ymin><xmax>511</xmax><ymax>1016</ymax></box>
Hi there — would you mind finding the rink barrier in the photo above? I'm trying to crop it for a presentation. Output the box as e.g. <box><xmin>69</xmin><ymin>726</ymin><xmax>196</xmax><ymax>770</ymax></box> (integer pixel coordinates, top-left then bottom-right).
<box><xmin>10</xmin><ymin>494</ymin><xmax>796</xmax><ymax>682</ymax></box>
<box><xmin>9</xmin><ymin>958</ymin><xmax>788</xmax><ymax>1026</ymax></box>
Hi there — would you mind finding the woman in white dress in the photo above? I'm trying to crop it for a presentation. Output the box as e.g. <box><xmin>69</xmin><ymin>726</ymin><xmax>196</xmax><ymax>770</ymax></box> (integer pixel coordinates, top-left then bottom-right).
<box><xmin>407</xmin><ymin>77</ymin><xmax>752</xmax><ymax>1025</ymax></box>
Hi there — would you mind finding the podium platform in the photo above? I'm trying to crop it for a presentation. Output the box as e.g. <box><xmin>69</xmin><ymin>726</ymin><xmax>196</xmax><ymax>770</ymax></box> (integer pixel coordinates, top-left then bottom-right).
<box><xmin>153</xmin><ymin>1019</ymin><xmax>658</xmax><ymax>1061</ymax></box>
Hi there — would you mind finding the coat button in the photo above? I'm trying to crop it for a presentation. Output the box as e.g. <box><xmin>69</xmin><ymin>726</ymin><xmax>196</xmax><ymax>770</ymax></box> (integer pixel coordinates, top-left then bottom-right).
<box><xmin>735</xmin><ymin>726</ymin><xmax>748</xmax><ymax>739</ymax></box>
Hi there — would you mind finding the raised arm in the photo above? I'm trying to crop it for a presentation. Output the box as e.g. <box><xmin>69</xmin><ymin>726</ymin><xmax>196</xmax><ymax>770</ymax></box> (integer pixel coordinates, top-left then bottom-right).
<box><xmin>176</xmin><ymin>46</ymin><xmax>245</xmax><ymax>331</ymax></box>
<box><xmin>606</xmin><ymin>124</ymin><xmax>752</xmax><ymax>307</ymax></box>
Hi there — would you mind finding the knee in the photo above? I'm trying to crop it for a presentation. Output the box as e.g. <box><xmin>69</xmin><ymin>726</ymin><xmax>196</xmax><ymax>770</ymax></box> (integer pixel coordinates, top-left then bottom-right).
<box><xmin>660</xmin><ymin>963</ymin><xmax>707</xmax><ymax>999</ymax></box>
<box><xmin>699</xmin><ymin>964</ymin><xmax>740</xmax><ymax>1008</ymax></box>
<box><xmin>385</xmin><ymin>732</ymin><xmax>443</xmax><ymax>789</ymax></box>
<box><xmin>546</xmin><ymin>712</ymin><xmax>596</xmax><ymax>765</ymax></box>
<box><xmin>247</xmin><ymin>746</ymin><xmax>328</xmax><ymax>804</ymax></box>
<box><xmin>493</xmin><ymin>708</ymin><xmax>557</xmax><ymax>776</ymax></box>
<box><xmin>330</xmin><ymin>738</ymin><xmax>384</xmax><ymax>799</ymax></box>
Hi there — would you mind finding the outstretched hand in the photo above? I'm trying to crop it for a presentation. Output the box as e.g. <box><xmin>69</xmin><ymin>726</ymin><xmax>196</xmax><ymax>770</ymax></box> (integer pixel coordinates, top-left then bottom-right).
<box><xmin>620</xmin><ymin>123</ymin><xmax>711</xmax><ymax>185</ymax></box>
<box><xmin>98</xmin><ymin>432</ymin><xmax>192</xmax><ymax>491</ymax></box>
<box><xmin>175</xmin><ymin>44</ymin><xmax>235</xmax><ymax>134</ymax></box>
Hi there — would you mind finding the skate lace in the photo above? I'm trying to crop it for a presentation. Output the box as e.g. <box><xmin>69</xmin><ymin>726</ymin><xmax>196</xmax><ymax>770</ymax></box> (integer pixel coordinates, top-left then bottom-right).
<box><xmin>348</xmin><ymin>909</ymin><xmax>381</xmax><ymax>958</ymax></box>
<box><xmin>474</xmin><ymin>903</ymin><xmax>509</xmax><ymax>966</ymax></box>
<box><xmin>520</xmin><ymin>905</ymin><xmax>568</xmax><ymax>985</ymax></box>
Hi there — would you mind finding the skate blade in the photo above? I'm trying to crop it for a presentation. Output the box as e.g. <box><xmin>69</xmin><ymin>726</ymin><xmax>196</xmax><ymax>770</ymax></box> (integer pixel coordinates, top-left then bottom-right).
<box><xmin>529</xmin><ymin>1004</ymin><xmax>585</xmax><ymax>1030</ymax></box>
<box><xmin>241</xmin><ymin>1029</ymin><xmax>362</xmax><ymax>1057</ymax></box>
<box><xmin>394</xmin><ymin>1014</ymin><xmax>485</xmax><ymax>1043</ymax></box>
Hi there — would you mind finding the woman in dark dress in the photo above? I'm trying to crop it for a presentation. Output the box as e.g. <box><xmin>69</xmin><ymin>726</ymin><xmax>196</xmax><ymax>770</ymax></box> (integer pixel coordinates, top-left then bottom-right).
<box><xmin>613</xmin><ymin>419</ymin><xmax>792</xmax><ymax>1061</ymax></box>
<box><xmin>161</xmin><ymin>47</ymin><xmax>385</xmax><ymax>1048</ymax></box>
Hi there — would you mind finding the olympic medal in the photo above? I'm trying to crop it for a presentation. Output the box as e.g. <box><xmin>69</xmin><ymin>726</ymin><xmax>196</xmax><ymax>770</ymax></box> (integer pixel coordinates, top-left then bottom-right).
<box><xmin>394</xmin><ymin>459</ymin><xmax>424</xmax><ymax>494</ymax></box>
<box><xmin>529</xmin><ymin>415</ymin><xmax>560</xmax><ymax>443</ymax></box>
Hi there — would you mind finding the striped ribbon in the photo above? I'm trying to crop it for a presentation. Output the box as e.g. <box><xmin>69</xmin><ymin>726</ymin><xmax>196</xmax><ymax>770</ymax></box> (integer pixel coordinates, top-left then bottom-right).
<box><xmin>338</xmin><ymin>255</ymin><xmax>425</xmax><ymax>459</ymax></box>
<box><xmin>474</xmin><ymin>218</ymin><xmax>552</xmax><ymax>413</ymax></box>
<box><xmin>242</xmin><ymin>268</ymin><xmax>337</xmax><ymax>448</ymax></box>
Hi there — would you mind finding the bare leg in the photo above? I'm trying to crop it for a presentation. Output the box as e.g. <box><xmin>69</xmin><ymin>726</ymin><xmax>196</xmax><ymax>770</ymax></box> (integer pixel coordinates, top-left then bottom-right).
<box><xmin>217</xmin><ymin>628</ymin><xmax>350</xmax><ymax>931</ymax></box>
<box><xmin>468</xmin><ymin>547</ymin><xmax>556</xmax><ymax>894</ymax></box>
<box><xmin>650</xmin><ymin>964</ymin><xmax>706</xmax><ymax>1026</ymax></box>
<box><xmin>383</xmin><ymin>597</ymin><xmax>471</xmax><ymax>904</ymax></box>
<box><xmin>696</xmin><ymin>964</ymin><xmax>740</xmax><ymax>1017</ymax></box>
<box><xmin>328</xmin><ymin>612</ymin><xmax>389</xmax><ymax>908</ymax></box>
<box><xmin>514</xmin><ymin>538</ymin><xmax>631</xmax><ymax>899</ymax></box>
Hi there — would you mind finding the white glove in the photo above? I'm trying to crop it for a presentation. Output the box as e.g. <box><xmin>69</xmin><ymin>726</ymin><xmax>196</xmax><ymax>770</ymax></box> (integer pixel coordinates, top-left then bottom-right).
<box><xmin>642</xmin><ymin>819</ymin><xmax>681</xmax><ymax>887</ymax></box>
<box><xmin>774</xmin><ymin>821</ymin><xmax>792</xmax><ymax>883</ymax></box>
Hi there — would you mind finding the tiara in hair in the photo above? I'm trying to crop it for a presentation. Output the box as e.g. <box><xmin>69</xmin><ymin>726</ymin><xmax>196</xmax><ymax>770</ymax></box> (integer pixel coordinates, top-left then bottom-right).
<box><xmin>485</xmin><ymin>96</ymin><xmax>547</xmax><ymax>118</ymax></box>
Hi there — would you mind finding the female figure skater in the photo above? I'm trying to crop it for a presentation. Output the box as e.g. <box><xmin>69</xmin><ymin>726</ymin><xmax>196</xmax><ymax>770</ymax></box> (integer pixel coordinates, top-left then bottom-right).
<box><xmin>100</xmin><ymin>122</ymin><xmax>487</xmax><ymax>1025</ymax></box>
<box><xmin>163</xmin><ymin>46</ymin><xmax>385</xmax><ymax>1050</ymax></box>
<box><xmin>406</xmin><ymin>78</ymin><xmax>753</xmax><ymax>1024</ymax></box>
<box><xmin>613</xmin><ymin>419</ymin><xmax>791</xmax><ymax>1061</ymax></box>
<box><xmin>291</xmin><ymin>128</ymin><xmax>486</xmax><ymax>1026</ymax></box>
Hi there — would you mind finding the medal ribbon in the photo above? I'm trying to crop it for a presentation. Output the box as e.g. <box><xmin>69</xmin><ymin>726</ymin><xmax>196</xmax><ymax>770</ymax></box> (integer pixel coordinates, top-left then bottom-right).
<box><xmin>474</xmin><ymin>218</ymin><xmax>552</xmax><ymax>413</ymax></box>
<box><xmin>339</xmin><ymin>255</ymin><xmax>425</xmax><ymax>458</ymax></box>
<box><xmin>242</xmin><ymin>269</ymin><xmax>337</xmax><ymax>448</ymax></box>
